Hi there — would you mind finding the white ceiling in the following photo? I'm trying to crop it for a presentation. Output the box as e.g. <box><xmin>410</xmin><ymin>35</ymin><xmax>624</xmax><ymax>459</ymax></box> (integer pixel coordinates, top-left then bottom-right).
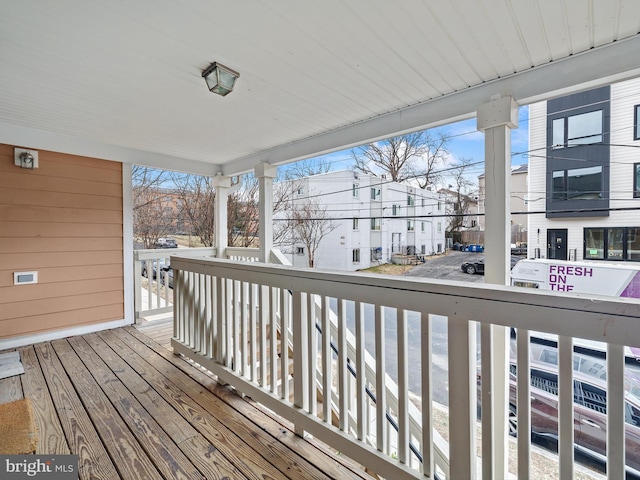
<box><xmin>1</xmin><ymin>1</ymin><xmax>640</xmax><ymax>176</ymax></box>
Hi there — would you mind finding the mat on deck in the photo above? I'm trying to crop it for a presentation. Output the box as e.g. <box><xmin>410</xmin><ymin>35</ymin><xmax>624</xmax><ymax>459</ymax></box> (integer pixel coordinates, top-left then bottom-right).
<box><xmin>0</xmin><ymin>398</ymin><xmax>38</xmax><ymax>454</ymax></box>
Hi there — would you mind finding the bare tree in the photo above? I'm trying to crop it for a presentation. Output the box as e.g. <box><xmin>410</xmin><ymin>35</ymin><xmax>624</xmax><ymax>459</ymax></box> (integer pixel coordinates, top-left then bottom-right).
<box><xmin>282</xmin><ymin>157</ymin><xmax>332</xmax><ymax>179</ymax></box>
<box><xmin>132</xmin><ymin>166</ymin><xmax>169</xmax><ymax>209</ymax></box>
<box><xmin>132</xmin><ymin>166</ymin><xmax>176</xmax><ymax>247</ymax></box>
<box><xmin>286</xmin><ymin>198</ymin><xmax>338</xmax><ymax>268</ymax></box>
<box><xmin>443</xmin><ymin>158</ymin><xmax>477</xmax><ymax>233</ymax></box>
<box><xmin>351</xmin><ymin>130</ymin><xmax>449</xmax><ymax>188</ymax></box>
<box><xmin>170</xmin><ymin>173</ymin><xmax>216</xmax><ymax>247</ymax></box>
<box><xmin>228</xmin><ymin>175</ymin><xmax>259</xmax><ymax>247</ymax></box>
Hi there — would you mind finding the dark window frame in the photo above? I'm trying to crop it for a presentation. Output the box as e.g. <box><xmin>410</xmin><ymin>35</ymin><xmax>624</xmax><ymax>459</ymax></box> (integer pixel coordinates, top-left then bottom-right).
<box><xmin>552</xmin><ymin>109</ymin><xmax>604</xmax><ymax>149</ymax></box>
<box><xmin>584</xmin><ymin>226</ymin><xmax>640</xmax><ymax>262</ymax></box>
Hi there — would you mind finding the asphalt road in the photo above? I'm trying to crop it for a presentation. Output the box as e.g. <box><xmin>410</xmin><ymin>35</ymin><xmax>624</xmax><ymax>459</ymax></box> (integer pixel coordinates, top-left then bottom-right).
<box><xmin>404</xmin><ymin>250</ymin><xmax>486</xmax><ymax>283</ymax></box>
<box><xmin>391</xmin><ymin>250</ymin><xmax>484</xmax><ymax>405</ymax></box>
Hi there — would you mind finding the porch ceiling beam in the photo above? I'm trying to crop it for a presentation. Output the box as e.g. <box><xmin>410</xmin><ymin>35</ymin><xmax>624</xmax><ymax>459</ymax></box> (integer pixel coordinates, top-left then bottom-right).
<box><xmin>222</xmin><ymin>34</ymin><xmax>640</xmax><ymax>176</ymax></box>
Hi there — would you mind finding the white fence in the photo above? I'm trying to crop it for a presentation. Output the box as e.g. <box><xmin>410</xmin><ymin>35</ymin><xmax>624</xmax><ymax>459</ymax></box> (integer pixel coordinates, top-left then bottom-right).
<box><xmin>133</xmin><ymin>247</ymin><xmax>216</xmax><ymax>320</ymax></box>
<box><xmin>169</xmin><ymin>256</ymin><xmax>640</xmax><ymax>480</ymax></box>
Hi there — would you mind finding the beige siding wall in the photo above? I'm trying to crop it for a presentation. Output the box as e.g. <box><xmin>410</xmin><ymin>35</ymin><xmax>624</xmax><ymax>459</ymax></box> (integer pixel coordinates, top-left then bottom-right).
<box><xmin>0</xmin><ymin>144</ymin><xmax>124</xmax><ymax>339</ymax></box>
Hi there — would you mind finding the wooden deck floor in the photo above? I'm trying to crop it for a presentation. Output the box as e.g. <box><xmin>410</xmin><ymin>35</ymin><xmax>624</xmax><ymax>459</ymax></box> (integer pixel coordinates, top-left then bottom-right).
<box><xmin>0</xmin><ymin>323</ymin><xmax>376</xmax><ymax>480</ymax></box>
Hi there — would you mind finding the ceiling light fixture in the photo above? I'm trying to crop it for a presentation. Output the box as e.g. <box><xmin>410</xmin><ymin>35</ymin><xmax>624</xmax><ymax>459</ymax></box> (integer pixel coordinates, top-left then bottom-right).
<box><xmin>202</xmin><ymin>62</ymin><xmax>240</xmax><ymax>97</ymax></box>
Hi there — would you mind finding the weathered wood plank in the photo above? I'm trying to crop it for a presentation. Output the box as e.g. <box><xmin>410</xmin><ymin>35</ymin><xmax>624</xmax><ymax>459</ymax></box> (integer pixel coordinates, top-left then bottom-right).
<box><xmin>18</xmin><ymin>346</ymin><xmax>69</xmax><ymax>455</ymax></box>
<box><xmin>63</xmin><ymin>336</ymin><xmax>205</xmax><ymax>480</ymax></box>
<box><xmin>0</xmin><ymin>375</ymin><xmax>22</xmax><ymax>403</ymax></box>
<box><xmin>49</xmin><ymin>339</ymin><xmax>163</xmax><ymax>480</ymax></box>
<box><xmin>99</xmin><ymin>328</ymin><xmax>295</xmax><ymax>480</ymax></box>
<box><xmin>77</xmin><ymin>333</ymin><xmax>245</xmax><ymax>480</ymax></box>
<box><xmin>126</xmin><ymin>325</ymin><xmax>373</xmax><ymax>480</ymax></box>
<box><xmin>34</xmin><ymin>342</ymin><xmax>119</xmax><ymax>479</ymax></box>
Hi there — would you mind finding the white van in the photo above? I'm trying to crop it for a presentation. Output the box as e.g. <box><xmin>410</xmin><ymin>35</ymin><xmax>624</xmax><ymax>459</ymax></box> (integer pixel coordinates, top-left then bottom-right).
<box><xmin>511</xmin><ymin>258</ymin><xmax>640</xmax><ymax>360</ymax></box>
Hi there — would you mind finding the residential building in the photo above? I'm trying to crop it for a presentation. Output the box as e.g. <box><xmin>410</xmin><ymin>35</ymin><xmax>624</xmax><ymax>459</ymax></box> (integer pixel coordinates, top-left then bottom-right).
<box><xmin>436</xmin><ymin>187</ymin><xmax>480</xmax><ymax>245</ymax></box>
<box><xmin>477</xmin><ymin>164</ymin><xmax>528</xmax><ymax>245</ymax></box>
<box><xmin>528</xmin><ymin>79</ymin><xmax>640</xmax><ymax>262</ymax></box>
<box><xmin>278</xmin><ymin>170</ymin><xmax>445</xmax><ymax>271</ymax></box>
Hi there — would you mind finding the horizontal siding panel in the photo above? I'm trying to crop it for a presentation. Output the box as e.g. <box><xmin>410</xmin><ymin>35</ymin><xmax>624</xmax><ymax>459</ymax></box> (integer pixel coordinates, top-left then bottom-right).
<box><xmin>0</xmin><ymin>264</ymin><xmax>123</xmax><ymax>288</ymax></box>
<box><xmin>0</xmin><ymin>304</ymin><xmax>124</xmax><ymax>339</ymax></box>
<box><xmin>29</xmin><ymin>149</ymin><xmax>122</xmax><ymax>171</ymax></box>
<box><xmin>0</xmin><ymin>170</ymin><xmax>122</xmax><ymax>197</ymax></box>
<box><xmin>0</xmin><ymin>290</ymin><xmax>123</xmax><ymax>321</ymax></box>
<box><xmin>0</xmin><ymin>277</ymin><xmax>122</xmax><ymax>303</ymax></box>
<box><xmin>0</xmin><ymin>187</ymin><xmax>122</xmax><ymax>211</ymax></box>
<box><xmin>0</xmin><ymin>250</ymin><xmax>122</xmax><ymax>270</ymax></box>
<box><xmin>0</xmin><ymin>144</ymin><xmax>124</xmax><ymax>340</ymax></box>
<box><xmin>0</xmin><ymin>221</ymin><xmax>122</xmax><ymax>238</ymax></box>
<box><xmin>0</xmin><ymin>205</ymin><xmax>123</xmax><ymax>224</ymax></box>
<box><xmin>0</xmin><ymin>145</ymin><xmax>122</xmax><ymax>180</ymax></box>
<box><xmin>0</xmin><ymin>237</ymin><xmax>122</xmax><ymax>254</ymax></box>
<box><xmin>0</xmin><ymin>160</ymin><xmax>123</xmax><ymax>185</ymax></box>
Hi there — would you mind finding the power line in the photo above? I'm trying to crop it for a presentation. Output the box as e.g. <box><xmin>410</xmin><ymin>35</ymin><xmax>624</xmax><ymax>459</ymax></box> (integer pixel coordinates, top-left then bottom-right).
<box><xmin>271</xmin><ymin>205</ymin><xmax>640</xmax><ymax>223</ymax></box>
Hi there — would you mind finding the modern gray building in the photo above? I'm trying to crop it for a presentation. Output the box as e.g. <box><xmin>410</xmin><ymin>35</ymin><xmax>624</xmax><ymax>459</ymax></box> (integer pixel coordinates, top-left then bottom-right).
<box><xmin>528</xmin><ymin>79</ymin><xmax>640</xmax><ymax>262</ymax></box>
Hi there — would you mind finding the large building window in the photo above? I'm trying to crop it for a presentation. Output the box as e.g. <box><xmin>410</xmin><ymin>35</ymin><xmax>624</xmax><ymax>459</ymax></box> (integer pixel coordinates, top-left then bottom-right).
<box><xmin>371</xmin><ymin>188</ymin><xmax>381</xmax><ymax>201</ymax></box>
<box><xmin>584</xmin><ymin>227</ymin><xmax>640</xmax><ymax>261</ymax></box>
<box><xmin>635</xmin><ymin>163</ymin><xmax>640</xmax><ymax>198</ymax></box>
<box><xmin>371</xmin><ymin>218</ymin><xmax>381</xmax><ymax>231</ymax></box>
<box><xmin>552</xmin><ymin>110</ymin><xmax>603</xmax><ymax>148</ymax></box>
<box><xmin>552</xmin><ymin>166</ymin><xmax>603</xmax><ymax>201</ymax></box>
<box><xmin>407</xmin><ymin>220</ymin><xmax>414</xmax><ymax>231</ymax></box>
<box><xmin>353</xmin><ymin>183</ymin><xmax>359</xmax><ymax>197</ymax></box>
<box><xmin>352</xmin><ymin>218</ymin><xmax>359</xmax><ymax>230</ymax></box>
<box><xmin>352</xmin><ymin>248</ymin><xmax>360</xmax><ymax>263</ymax></box>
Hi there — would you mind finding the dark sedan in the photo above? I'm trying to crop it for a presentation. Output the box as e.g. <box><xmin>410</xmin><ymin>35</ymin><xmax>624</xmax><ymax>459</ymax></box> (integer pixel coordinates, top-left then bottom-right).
<box><xmin>461</xmin><ymin>256</ymin><xmax>520</xmax><ymax>275</ymax></box>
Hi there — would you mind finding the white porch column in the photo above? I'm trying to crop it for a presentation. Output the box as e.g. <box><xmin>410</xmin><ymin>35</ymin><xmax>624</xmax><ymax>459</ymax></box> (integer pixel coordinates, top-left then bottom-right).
<box><xmin>477</xmin><ymin>95</ymin><xmax>519</xmax><ymax>480</ymax></box>
<box><xmin>213</xmin><ymin>174</ymin><xmax>232</xmax><ymax>259</ymax></box>
<box><xmin>255</xmin><ymin>162</ymin><xmax>277</xmax><ymax>263</ymax></box>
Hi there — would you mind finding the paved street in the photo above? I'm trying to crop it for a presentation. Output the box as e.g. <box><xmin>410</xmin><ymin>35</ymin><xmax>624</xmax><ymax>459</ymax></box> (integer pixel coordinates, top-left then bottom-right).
<box><xmin>377</xmin><ymin>250</ymin><xmax>486</xmax><ymax>405</ymax></box>
<box><xmin>404</xmin><ymin>250</ymin><xmax>486</xmax><ymax>283</ymax></box>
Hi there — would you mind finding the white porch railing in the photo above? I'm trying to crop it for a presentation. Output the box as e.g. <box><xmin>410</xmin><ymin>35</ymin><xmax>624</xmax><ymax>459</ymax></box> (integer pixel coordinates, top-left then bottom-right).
<box><xmin>169</xmin><ymin>256</ymin><xmax>640</xmax><ymax>480</ymax></box>
<box><xmin>133</xmin><ymin>247</ymin><xmax>216</xmax><ymax>320</ymax></box>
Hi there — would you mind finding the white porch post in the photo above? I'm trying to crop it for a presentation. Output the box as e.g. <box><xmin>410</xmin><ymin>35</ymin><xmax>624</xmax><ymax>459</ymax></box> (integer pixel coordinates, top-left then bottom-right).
<box><xmin>477</xmin><ymin>95</ymin><xmax>519</xmax><ymax>480</ymax></box>
<box><xmin>255</xmin><ymin>162</ymin><xmax>277</xmax><ymax>263</ymax></box>
<box><xmin>213</xmin><ymin>174</ymin><xmax>232</xmax><ymax>259</ymax></box>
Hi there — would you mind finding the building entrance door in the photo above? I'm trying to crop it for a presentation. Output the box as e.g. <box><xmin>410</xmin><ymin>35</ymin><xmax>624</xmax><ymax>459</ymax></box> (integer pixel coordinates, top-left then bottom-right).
<box><xmin>547</xmin><ymin>229</ymin><xmax>568</xmax><ymax>260</ymax></box>
<box><xmin>391</xmin><ymin>233</ymin><xmax>401</xmax><ymax>253</ymax></box>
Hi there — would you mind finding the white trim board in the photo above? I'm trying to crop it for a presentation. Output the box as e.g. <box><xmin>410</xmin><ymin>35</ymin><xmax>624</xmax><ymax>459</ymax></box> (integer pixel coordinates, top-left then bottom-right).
<box><xmin>0</xmin><ymin>318</ymin><xmax>131</xmax><ymax>351</ymax></box>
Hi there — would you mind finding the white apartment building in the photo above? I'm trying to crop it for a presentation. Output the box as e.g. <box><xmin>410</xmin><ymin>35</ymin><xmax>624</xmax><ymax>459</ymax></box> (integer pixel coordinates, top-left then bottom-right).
<box><xmin>278</xmin><ymin>170</ymin><xmax>446</xmax><ymax>271</ymax></box>
<box><xmin>478</xmin><ymin>164</ymin><xmax>528</xmax><ymax>245</ymax></box>
<box><xmin>528</xmin><ymin>78</ymin><xmax>640</xmax><ymax>262</ymax></box>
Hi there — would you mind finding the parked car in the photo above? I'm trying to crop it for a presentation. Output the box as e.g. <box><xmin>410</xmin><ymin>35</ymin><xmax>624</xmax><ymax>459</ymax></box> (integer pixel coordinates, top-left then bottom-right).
<box><xmin>141</xmin><ymin>259</ymin><xmax>168</xmax><ymax>279</ymax></box>
<box><xmin>160</xmin><ymin>265</ymin><xmax>173</xmax><ymax>289</ymax></box>
<box><xmin>511</xmin><ymin>243</ymin><xmax>527</xmax><ymax>255</ymax></box>
<box><xmin>155</xmin><ymin>237</ymin><xmax>178</xmax><ymax>248</ymax></box>
<box><xmin>464</xmin><ymin>244</ymin><xmax>484</xmax><ymax>252</ymax></box>
<box><xmin>488</xmin><ymin>344</ymin><xmax>640</xmax><ymax>476</ymax></box>
<box><xmin>461</xmin><ymin>256</ymin><xmax>520</xmax><ymax>275</ymax></box>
